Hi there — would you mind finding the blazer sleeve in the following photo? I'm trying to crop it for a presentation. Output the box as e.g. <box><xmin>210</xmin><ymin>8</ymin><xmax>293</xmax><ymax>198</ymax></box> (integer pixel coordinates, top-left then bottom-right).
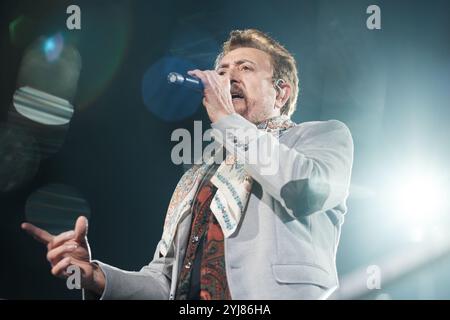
<box><xmin>83</xmin><ymin>239</ymin><xmax>173</xmax><ymax>300</ymax></box>
<box><xmin>211</xmin><ymin>113</ymin><xmax>354</xmax><ymax>218</ymax></box>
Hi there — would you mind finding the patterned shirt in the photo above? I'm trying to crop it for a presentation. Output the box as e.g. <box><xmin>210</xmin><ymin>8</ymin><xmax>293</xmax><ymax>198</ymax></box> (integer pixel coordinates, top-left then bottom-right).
<box><xmin>175</xmin><ymin>165</ymin><xmax>232</xmax><ymax>300</ymax></box>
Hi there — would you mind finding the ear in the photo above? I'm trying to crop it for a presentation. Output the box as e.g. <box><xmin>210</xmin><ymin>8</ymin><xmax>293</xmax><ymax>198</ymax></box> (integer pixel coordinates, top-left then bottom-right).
<box><xmin>274</xmin><ymin>80</ymin><xmax>291</xmax><ymax>110</ymax></box>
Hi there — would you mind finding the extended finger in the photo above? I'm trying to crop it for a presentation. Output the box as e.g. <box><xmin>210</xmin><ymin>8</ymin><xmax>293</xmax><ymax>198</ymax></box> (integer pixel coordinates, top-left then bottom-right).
<box><xmin>74</xmin><ymin>216</ymin><xmax>88</xmax><ymax>243</ymax></box>
<box><xmin>21</xmin><ymin>222</ymin><xmax>53</xmax><ymax>244</ymax></box>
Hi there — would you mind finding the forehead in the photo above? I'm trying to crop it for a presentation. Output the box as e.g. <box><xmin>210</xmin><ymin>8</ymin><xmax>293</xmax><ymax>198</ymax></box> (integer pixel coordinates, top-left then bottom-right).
<box><xmin>219</xmin><ymin>47</ymin><xmax>273</xmax><ymax>71</ymax></box>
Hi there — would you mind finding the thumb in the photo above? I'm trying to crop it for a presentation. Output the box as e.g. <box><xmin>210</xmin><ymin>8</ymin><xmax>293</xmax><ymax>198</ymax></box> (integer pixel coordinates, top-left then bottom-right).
<box><xmin>74</xmin><ymin>216</ymin><xmax>88</xmax><ymax>242</ymax></box>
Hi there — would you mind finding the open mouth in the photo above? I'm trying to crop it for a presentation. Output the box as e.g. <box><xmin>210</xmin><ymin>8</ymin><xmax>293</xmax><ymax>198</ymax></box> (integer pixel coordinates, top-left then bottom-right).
<box><xmin>231</xmin><ymin>92</ymin><xmax>245</xmax><ymax>100</ymax></box>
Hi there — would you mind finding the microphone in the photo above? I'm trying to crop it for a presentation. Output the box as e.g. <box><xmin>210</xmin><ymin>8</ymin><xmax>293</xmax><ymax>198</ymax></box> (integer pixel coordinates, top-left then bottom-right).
<box><xmin>167</xmin><ymin>72</ymin><xmax>204</xmax><ymax>92</ymax></box>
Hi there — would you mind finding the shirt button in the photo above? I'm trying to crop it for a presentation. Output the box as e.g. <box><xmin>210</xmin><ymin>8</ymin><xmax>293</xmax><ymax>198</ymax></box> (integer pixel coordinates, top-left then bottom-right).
<box><xmin>233</xmin><ymin>136</ymin><xmax>238</xmax><ymax>143</ymax></box>
<box><xmin>185</xmin><ymin>262</ymin><xmax>192</xmax><ymax>269</ymax></box>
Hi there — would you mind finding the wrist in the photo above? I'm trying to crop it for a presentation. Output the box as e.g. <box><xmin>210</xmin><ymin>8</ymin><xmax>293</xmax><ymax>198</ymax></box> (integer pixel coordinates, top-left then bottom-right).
<box><xmin>212</xmin><ymin>111</ymin><xmax>235</xmax><ymax>124</ymax></box>
<box><xmin>85</xmin><ymin>262</ymin><xmax>105</xmax><ymax>296</ymax></box>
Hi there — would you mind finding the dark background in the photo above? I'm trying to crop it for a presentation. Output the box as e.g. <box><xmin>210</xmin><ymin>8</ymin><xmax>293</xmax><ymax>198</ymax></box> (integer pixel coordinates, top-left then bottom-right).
<box><xmin>1</xmin><ymin>0</ymin><xmax>450</xmax><ymax>299</ymax></box>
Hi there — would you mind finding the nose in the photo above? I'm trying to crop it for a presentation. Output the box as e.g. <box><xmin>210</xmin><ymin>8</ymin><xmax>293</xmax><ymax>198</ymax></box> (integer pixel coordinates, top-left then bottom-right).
<box><xmin>229</xmin><ymin>67</ymin><xmax>240</xmax><ymax>85</ymax></box>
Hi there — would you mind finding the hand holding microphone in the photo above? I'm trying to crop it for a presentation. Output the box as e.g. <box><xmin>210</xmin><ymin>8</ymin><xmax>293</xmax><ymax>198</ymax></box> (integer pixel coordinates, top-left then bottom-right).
<box><xmin>167</xmin><ymin>70</ymin><xmax>235</xmax><ymax>123</ymax></box>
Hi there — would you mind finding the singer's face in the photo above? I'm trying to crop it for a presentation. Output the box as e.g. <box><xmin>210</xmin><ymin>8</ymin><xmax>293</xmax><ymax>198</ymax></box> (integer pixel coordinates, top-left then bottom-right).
<box><xmin>216</xmin><ymin>47</ymin><xmax>279</xmax><ymax>123</ymax></box>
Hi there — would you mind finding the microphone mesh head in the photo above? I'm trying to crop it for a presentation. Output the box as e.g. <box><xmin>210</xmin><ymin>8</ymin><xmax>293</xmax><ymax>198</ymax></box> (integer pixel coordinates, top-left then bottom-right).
<box><xmin>167</xmin><ymin>72</ymin><xmax>183</xmax><ymax>84</ymax></box>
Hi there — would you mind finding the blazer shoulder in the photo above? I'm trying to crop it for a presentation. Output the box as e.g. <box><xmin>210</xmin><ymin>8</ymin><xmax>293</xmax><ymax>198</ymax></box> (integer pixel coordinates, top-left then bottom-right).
<box><xmin>289</xmin><ymin>119</ymin><xmax>352</xmax><ymax>139</ymax></box>
<box><xmin>296</xmin><ymin>119</ymin><xmax>349</xmax><ymax>131</ymax></box>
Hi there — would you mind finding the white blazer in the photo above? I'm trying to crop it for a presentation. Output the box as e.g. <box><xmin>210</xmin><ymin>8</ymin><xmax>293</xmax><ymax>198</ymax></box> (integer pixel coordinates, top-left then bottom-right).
<box><xmin>86</xmin><ymin>114</ymin><xmax>354</xmax><ymax>300</ymax></box>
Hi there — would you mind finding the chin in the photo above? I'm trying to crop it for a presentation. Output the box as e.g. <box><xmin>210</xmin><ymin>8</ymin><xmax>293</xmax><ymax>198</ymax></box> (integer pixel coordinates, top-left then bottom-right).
<box><xmin>232</xmin><ymin>102</ymin><xmax>248</xmax><ymax>117</ymax></box>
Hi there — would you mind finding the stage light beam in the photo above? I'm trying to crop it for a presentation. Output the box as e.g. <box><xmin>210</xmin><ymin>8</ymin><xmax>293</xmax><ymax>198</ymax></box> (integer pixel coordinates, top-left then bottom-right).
<box><xmin>394</xmin><ymin>174</ymin><xmax>446</xmax><ymax>219</ymax></box>
<box><xmin>384</xmin><ymin>169</ymin><xmax>449</xmax><ymax>242</ymax></box>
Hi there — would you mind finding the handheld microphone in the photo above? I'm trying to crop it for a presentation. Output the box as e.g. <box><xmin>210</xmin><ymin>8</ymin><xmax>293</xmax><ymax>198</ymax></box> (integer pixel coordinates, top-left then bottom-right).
<box><xmin>167</xmin><ymin>72</ymin><xmax>204</xmax><ymax>92</ymax></box>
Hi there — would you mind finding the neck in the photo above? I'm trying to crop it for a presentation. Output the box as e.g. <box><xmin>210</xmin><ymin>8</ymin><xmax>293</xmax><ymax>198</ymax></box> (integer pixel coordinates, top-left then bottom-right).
<box><xmin>255</xmin><ymin>114</ymin><xmax>286</xmax><ymax>125</ymax></box>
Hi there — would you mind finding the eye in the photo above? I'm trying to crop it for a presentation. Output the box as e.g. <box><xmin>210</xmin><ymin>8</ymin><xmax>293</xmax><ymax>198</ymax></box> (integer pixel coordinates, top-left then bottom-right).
<box><xmin>241</xmin><ymin>65</ymin><xmax>253</xmax><ymax>71</ymax></box>
<box><xmin>218</xmin><ymin>70</ymin><xmax>227</xmax><ymax>76</ymax></box>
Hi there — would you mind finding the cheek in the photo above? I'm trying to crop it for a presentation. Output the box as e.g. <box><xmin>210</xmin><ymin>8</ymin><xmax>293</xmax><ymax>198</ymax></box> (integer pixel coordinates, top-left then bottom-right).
<box><xmin>246</xmin><ymin>80</ymin><xmax>269</xmax><ymax>101</ymax></box>
<box><xmin>250</xmin><ymin>82</ymin><xmax>276</xmax><ymax>106</ymax></box>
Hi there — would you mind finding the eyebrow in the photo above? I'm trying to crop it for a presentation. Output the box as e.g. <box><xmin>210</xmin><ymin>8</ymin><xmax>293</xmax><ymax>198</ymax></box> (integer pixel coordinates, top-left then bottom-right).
<box><xmin>218</xmin><ymin>59</ymin><xmax>256</xmax><ymax>69</ymax></box>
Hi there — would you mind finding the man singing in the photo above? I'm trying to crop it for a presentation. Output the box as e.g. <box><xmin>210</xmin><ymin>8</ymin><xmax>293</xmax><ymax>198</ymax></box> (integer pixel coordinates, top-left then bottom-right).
<box><xmin>22</xmin><ymin>29</ymin><xmax>354</xmax><ymax>300</ymax></box>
